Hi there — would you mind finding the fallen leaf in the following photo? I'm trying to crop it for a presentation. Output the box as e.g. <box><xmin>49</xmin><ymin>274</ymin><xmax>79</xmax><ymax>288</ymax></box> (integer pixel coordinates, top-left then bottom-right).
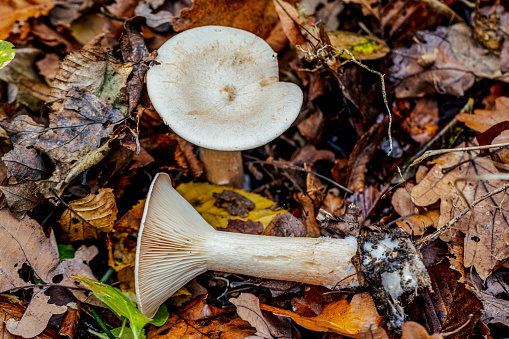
<box><xmin>476</xmin><ymin>291</ymin><xmax>509</xmax><ymax>327</ymax></box>
<box><xmin>390</xmin><ymin>25</ymin><xmax>478</xmax><ymax>98</ymax></box>
<box><xmin>263</xmin><ymin>212</ymin><xmax>306</xmax><ymax>237</ymax></box>
<box><xmin>411</xmin><ymin>148</ymin><xmax>509</xmax><ymax>279</ymax></box>
<box><xmin>58</xmin><ymin>188</ymin><xmax>118</xmax><ymax>242</ymax></box>
<box><xmin>134</xmin><ymin>0</ymin><xmax>189</xmax><ymax>31</ymax></box>
<box><xmin>456</xmin><ymin>96</ymin><xmax>509</xmax><ymax>145</ymax></box>
<box><xmin>406</xmin><ymin>259</ymin><xmax>482</xmax><ymax>336</ymax></box>
<box><xmin>5</xmin><ymin>289</ymin><xmax>67</xmax><ymax>338</ymax></box>
<box><xmin>1</xmin><ymin>89</ymin><xmax>124</xmax><ymax>197</ymax></box>
<box><xmin>108</xmin><ymin>199</ymin><xmax>144</xmax><ymax>271</ymax></box>
<box><xmin>402</xmin><ymin>97</ymin><xmax>439</xmax><ymax>144</ymax></box>
<box><xmin>260</xmin><ymin>292</ymin><xmax>384</xmax><ymax>337</ymax></box>
<box><xmin>36</xmin><ymin>53</ymin><xmax>60</xmax><ymax>80</ymax></box>
<box><xmin>171</xmin><ymin>0</ymin><xmax>294</xmax><ymax>39</ymax></box>
<box><xmin>148</xmin><ymin>295</ymin><xmax>256</xmax><ymax>339</ymax></box>
<box><xmin>2</xmin><ymin>145</ymin><xmax>47</xmax><ymax>181</ymax></box>
<box><xmin>0</xmin><ymin>180</ymin><xmax>46</xmax><ymax>219</ymax></box>
<box><xmin>327</xmin><ymin>30</ymin><xmax>390</xmax><ymax>60</ymax></box>
<box><xmin>222</xmin><ymin>219</ymin><xmax>264</xmax><ymax>235</ymax></box>
<box><xmin>347</xmin><ymin>120</ymin><xmax>388</xmax><ymax>192</ymax></box>
<box><xmin>0</xmin><ymin>294</ymin><xmax>59</xmax><ymax>339</ymax></box>
<box><xmin>401</xmin><ymin>321</ymin><xmax>444</xmax><ymax>339</ymax></box>
<box><xmin>230</xmin><ymin>293</ymin><xmax>290</xmax><ymax>338</ymax></box>
<box><xmin>176</xmin><ymin>181</ymin><xmax>286</xmax><ymax>229</ymax></box>
<box><xmin>290</xmin><ymin>144</ymin><xmax>335</xmax><ymax>166</ymax></box>
<box><xmin>0</xmin><ymin>0</ymin><xmax>55</xmax><ymax>40</ymax></box>
<box><xmin>0</xmin><ymin>210</ymin><xmax>99</xmax><ymax>337</ymax></box>
<box><xmin>47</xmin><ymin>49</ymin><xmax>132</xmax><ymax>114</ymax></box>
<box><xmin>298</xmin><ymin>109</ymin><xmax>324</xmax><ymax>143</ymax></box>
<box><xmin>274</xmin><ymin>0</ymin><xmax>307</xmax><ymax>47</ymax></box>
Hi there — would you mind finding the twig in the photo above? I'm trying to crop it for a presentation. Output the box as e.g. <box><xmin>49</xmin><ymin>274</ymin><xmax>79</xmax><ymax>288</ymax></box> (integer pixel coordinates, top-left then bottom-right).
<box><xmin>245</xmin><ymin>157</ymin><xmax>353</xmax><ymax>194</ymax></box>
<box><xmin>1</xmin><ymin>283</ymin><xmax>87</xmax><ymax>294</ymax></box>
<box><xmin>409</xmin><ymin>142</ymin><xmax>509</xmax><ymax>168</ymax></box>
<box><xmin>414</xmin><ymin>182</ymin><xmax>509</xmax><ymax>247</ymax></box>
<box><xmin>341</xmin><ymin>49</ymin><xmax>393</xmax><ymax>156</ymax></box>
<box><xmin>100</xmin><ymin>267</ymin><xmax>115</xmax><ymax>283</ymax></box>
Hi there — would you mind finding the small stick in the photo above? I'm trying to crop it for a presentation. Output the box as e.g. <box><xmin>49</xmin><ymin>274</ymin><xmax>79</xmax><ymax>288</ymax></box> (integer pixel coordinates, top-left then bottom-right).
<box><xmin>414</xmin><ymin>182</ymin><xmax>509</xmax><ymax>247</ymax></box>
<box><xmin>409</xmin><ymin>142</ymin><xmax>509</xmax><ymax>168</ymax></box>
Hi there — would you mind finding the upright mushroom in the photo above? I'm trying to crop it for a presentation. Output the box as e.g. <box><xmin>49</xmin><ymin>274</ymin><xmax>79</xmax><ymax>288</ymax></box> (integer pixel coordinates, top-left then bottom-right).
<box><xmin>146</xmin><ymin>26</ymin><xmax>303</xmax><ymax>188</ymax></box>
<box><xmin>135</xmin><ymin>173</ymin><xmax>430</xmax><ymax>319</ymax></box>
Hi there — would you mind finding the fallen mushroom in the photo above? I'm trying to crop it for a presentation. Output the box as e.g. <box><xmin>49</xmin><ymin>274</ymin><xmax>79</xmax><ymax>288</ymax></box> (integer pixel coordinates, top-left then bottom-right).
<box><xmin>135</xmin><ymin>173</ymin><xmax>431</xmax><ymax>321</ymax></box>
<box><xmin>146</xmin><ymin>26</ymin><xmax>303</xmax><ymax>188</ymax></box>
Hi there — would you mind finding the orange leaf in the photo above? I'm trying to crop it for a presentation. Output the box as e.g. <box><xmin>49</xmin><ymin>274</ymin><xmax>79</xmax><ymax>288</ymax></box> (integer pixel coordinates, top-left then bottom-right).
<box><xmin>260</xmin><ymin>293</ymin><xmax>384</xmax><ymax>337</ymax></box>
<box><xmin>0</xmin><ymin>0</ymin><xmax>55</xmax><ymax>40</ymax></box>
<box><xmin>273</xmin><ymin>0</ymin><xmax>307</xmax><ymax>46</ymax></box>
<box><xmin>171</xmin><ymin>0</ymin><xmax>297</xmax><ymax>38</ymax></box>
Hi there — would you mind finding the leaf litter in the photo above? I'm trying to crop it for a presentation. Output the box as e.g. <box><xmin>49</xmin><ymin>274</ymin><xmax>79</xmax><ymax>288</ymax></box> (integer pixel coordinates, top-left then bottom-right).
<box><xmin>1</xmin><ymin>0</ymin><xmax>509</xmax><ymax>337</ymax></box>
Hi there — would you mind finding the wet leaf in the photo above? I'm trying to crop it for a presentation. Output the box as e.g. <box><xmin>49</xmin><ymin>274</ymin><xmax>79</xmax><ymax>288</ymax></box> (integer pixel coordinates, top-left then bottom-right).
<box><xmin>0</xmin><ymin>40</ymin><xmax>15</xmax><ymax>69</ymax></box>
<box><xmin>411</xmin><ymin>148</ymin><xmax>509</xmax><ymax>279</ymax></box>
<box><xmin>73</xmin><ymin>276</ymin><xmax>150</xmax><ymax>339</ymax></box>
<box><xmin>176</xmin><ymin>181</ymin><xmax>286</xmax><ymax>229</ymax></box>
<box><xmin>260</xmin><ymin>292</ymin><xmax>385</xmax><ymax>337</ymax></box>
<box><xmin>58</xmin><ymin>188</ymin><xmax>118</xmax><ymax>242</ymax></box>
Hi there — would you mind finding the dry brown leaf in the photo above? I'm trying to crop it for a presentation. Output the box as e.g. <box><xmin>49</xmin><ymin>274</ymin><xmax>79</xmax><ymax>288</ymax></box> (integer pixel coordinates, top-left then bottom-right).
<box><xmin>0</xmin><ymin>294</ymin><xmax>59</xmax><ymax>339</ymax></box>
<box><xmin>274</xmin><ymin>0</ymin><xmax>307</xmax><ymax>46</ymax></box>
<box><xmin>476</xmin><ymin>291</ymin><xmax>509</xmax><ymax>327</ymax></box>
<box><xmin>456</xmin><ymin>96</ymin><xmax>509</xmax><ymax>144</ymax></box>
<box><xmin>260</xmin><ymin>292</ymin><xmax>385</xmax><ymax>338</ymax></box>
<box><xmin>2</xmin><ymin>145</ymin><xmax>46</xmax><ymax>181</ymax></box>
<box><xmin>5</xmin><ymin>288</ymin><xmax>67</xmax><ymax>338</ymax></box>
<box><xmin>230</xmin><ymin>293</ymin><xmax>290</xmax><ymax>339</ymax></box>
<box><xmin>402</xmin><ymin>98</ymin><xmax>439</xmax><ymax>144</ymax></box>
<box><xmin>392</xmin><ymin>185</ymin><xmax>439</xmax><ymax>236</ymax></box>
<box><xmin>0</xmin><ymin>0</ymin><xmax>55</xmax><ymax>40</ymax></box>
<box><xmin>411</xmin><ymin>149</ymin><xmax>509</xmax><ymax>279</ymax></box>
<box><xmin>401</xmin><ymin>321</ymin><xmax>444</xmax><ymax>339</ymax></box>
<box><xmin>58</xmin><ymin>188</ymin><xmax>118</xmax><ymax>242</ymax></box>
<box><xmin>0</xmin><ymin>180</ymin><xmax>46</xmax><ymax>219</ymax></box>
<box><xmin>148</xmin><ymin>295</ymin><xmax>256</xmax><ymax>339</ymax></box>
<box><xmin>171</xmin><ymin>0</ymin><xmax>294</xmax><ymax>39</ymax></box>
<box><xmin>0</xmin><ymin>210</ymin><xmax>99</xmax><ymax>337</ymax></box>
<box><xmin>406</xmin><ymin>259</ymin><xmax>482</xmax><ymax>336</ymax></box>
<box><xmin>297</xmin><ymin>109</ymin><xmax>324</xmax><ymax>144</ymax></box>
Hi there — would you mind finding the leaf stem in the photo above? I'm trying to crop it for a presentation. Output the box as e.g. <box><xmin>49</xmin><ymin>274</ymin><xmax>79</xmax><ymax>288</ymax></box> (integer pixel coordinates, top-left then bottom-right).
<box><xmin>100</xmin><ymin>267</ymin><xmax>115</xmax><ymax>283</ymax></box>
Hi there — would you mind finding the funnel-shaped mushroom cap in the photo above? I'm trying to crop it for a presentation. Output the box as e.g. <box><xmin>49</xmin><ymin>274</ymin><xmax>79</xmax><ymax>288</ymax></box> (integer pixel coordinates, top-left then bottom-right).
<box><xmin>147</xmin><ymin>26</ymin><xmax>303</xmax><ymax>151</ymax></box>
<box><xmin>135</xmin><ymin>173</ymin><xmax>214</xmax><ymax>318</ymax></box>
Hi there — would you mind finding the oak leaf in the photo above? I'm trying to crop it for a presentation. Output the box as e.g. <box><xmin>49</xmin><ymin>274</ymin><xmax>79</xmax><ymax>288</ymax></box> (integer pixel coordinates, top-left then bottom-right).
<box><xmin>260</xmin><ymin>292</ymin><xmax>385</xmax><ymax>338</ymax></box>
<box><xmin>411</xmin><ymin>149</ymin><xmax>509</xmax><ymax>279</ymax></box>
<box><xmin>456</xmin><ymin>96</ymin><xmax>509</xmax><ymax>144</ymax></box>
<box><xmin>58</xmin><ymin>188</ymin><xmax>118</xmax><ymax>242</ymax></box>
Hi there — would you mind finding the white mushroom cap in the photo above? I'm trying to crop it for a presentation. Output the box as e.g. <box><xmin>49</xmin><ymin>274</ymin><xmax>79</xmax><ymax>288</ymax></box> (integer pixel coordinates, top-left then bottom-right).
<box><xmin>147</xmin><ymin>26</ymin><xmax>303</xmax><ymax>151</ymax></box>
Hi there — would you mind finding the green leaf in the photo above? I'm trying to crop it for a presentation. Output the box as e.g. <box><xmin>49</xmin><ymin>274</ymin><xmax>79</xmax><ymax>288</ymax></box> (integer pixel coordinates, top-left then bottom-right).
<box><xmin>58</xmin><ymin>244</ymin><xmax>75</xmax><ymax>261</ymax></box>
<box><xmin>0</xmin><ymin>41</ymin><xmax>15</xmax><ymax>70</ymax></box>
<box><xmin>90</xmin><ymin>327</ymin><xmax>146</xmax><ymax>339</ymax></box>
<box><xmin>150</xmin><ymin>303</ymin><xmax>169</xmax><ymax>327</ymax></box>
<box><xmin>73</xmin><ymin>276</ymin><xmax>150</xmax><ymax>339</ymax></box>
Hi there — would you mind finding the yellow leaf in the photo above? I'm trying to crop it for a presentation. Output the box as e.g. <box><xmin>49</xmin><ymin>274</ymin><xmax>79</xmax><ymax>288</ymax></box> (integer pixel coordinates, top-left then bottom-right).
<box><xmin>176</xmin><ymin>182</ymin><xmax>287</xmax><ymax>229</ymax></box>
<box><xmin>327</xmin><ymin>30</ymin><xmax>390</xmax><ymax>60</ymax></box>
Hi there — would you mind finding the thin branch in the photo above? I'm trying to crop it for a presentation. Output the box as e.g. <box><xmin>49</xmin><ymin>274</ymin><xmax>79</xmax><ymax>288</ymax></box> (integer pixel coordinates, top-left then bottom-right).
<box><xmin>414</xmin><ymin>182</ymin><xmax>509</xmax><ymax>247</ymax></box>
<box><xmin>409</xmin><ymin>142</ymin><xmax>509</xmax><ymax>168</ymax></box>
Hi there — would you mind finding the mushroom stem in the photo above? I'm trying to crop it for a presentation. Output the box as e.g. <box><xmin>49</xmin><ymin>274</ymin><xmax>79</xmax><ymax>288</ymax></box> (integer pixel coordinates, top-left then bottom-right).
<box><xmin>206</xmin><ymin>231</ymin><xmax>358</xmax><ymax>288</ymax></box>
<box><xmin>200</xmin><ymin>148</ymin><xmax>244</xmax><ymax>188</ymax></box>
<box><xmin>135</xmin><ymin>173</ymin><xmax>357</xmax><ymax>318</ymax></box>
